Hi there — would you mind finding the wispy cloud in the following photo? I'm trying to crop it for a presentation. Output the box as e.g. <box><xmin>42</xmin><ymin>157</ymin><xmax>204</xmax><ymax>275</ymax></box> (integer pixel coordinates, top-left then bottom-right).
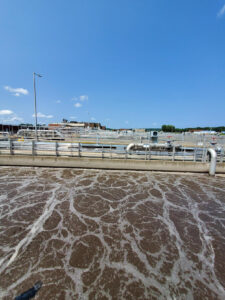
<box><xmin>79</xmin><ymin>95</ymin><xmax>88</xmax><ymax>101</ymax></box>
<box><xmin>69</xmin><ymin>116</ymin><xmax>77</xmax><ymax>119</ymax></box>
<box><xmin>217</xmin><ymin>4</ymin><xmax>225</xmax><ymax>17</ymax></box>
<box><xmin>125</xmin><ymin>120</ymin><xmax>129</xmax><ymax>125</ymax></box>
<box><xmin>0</xmin><ymin>110</ymin><xmax>23</xmax><ymax>123</ymax></box>
<box><xmin>74</xmin><ymin>103</ymin><xmax>82</xmax><ymax>108</ymax></box>
<box><xmin>4</xmin><ymin>86</ymin><xmax>29</xmax><ymax>96</ymax></box>
<box><xmin>0</xmin><ymin>109</ymin><xmax>13</xmax><ymax>115</ymax></box>
<box><xmin>91</xmin><ymin>117</ymin><xmax>96</xmax><ymax>121</ymax></box>
<box><xmin>32</xmin><ymin>112</ymin><xmax>53</xmax><ymax>118</ymax></box>
<box><xmin>56</xmin><ymin>100</ymin><xmax>61</xmax><ymax>103</ymax></box>
<box><xmin>72</xmin><ymin>95</ymin><xmax>88</xmax><ymax>101</ymax></box>
<box><xmin>3</xmin><ymin>116</ymin><xmax>24</xmax><ymax>123</ymax></box>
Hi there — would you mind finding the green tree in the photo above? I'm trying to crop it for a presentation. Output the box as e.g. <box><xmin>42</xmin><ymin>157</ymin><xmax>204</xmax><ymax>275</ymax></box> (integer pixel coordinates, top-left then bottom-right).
<box><xmin>161</xmin><ymin>125</ymin><xmax>176</xmax><ymax>132</ymax></box>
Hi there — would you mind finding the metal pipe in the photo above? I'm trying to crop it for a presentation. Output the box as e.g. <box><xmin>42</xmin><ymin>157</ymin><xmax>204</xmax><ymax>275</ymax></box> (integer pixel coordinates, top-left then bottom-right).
<box><xmin>208</xmin><ymin>148</ymin><xmax>217</xmax><ymax>176</ymax></box>
<box><xmin>126</xmin><ymin>143</ymin><xmax>135</xmax><ymax>151</ymax></box>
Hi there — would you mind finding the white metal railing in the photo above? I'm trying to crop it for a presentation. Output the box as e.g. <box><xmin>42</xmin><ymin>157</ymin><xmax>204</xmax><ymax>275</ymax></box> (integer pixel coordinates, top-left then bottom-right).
<box><xmin>0</xmin><ymin>140</ymin><xmax>224</xmax><ymax>162</ymax></box>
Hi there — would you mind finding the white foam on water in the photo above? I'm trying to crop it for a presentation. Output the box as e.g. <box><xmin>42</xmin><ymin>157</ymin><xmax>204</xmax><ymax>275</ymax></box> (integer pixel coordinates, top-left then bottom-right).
<box><xmin>0</xmin><ymin>167</ymin><xmax>225</xmax><ymax>299</ymax></box>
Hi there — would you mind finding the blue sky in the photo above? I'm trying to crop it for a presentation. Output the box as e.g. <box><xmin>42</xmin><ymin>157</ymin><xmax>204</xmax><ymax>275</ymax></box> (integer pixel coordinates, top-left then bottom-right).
<box><xmin>0</xmin><ymin>0</ymin><xmax>225</xmax><ymax>129</ymax></box>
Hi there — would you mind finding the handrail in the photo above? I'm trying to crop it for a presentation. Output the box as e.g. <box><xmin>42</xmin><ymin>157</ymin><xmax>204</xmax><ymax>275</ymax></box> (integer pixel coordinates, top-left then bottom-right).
<box><xmin>0</xmin><ymin>141</ymin><xmax>224</xmax><ymax>165</ymax></box>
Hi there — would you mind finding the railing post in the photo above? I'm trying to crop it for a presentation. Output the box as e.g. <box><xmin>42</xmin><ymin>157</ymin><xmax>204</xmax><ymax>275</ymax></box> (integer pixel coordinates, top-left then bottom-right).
<box><xmin>110</xmin><ymin>144</ymin><xmax>112</xmax><ymax>159</ymax></box>
<box><xmin>202</xmin><ymin>148</ymin><xmax>207</xmax><ymax>162</ymax></box>
<box><xmin>70</xmin><ymin>143</ymin><xmax>73</xmax><ymax>157</ymax></box>
<box><xmin>32</xmin><ymin>140</ymin><xmax>35</xmax><ymax>156</ymax></box>
<box><xmin>148</xmin><ymin>146</ymin><xmax>151</xmax><ymax>160</ymax></box>
<box><xmin>172</xmin><ymin>146</ymin><xmax>175</xmax><ymax>161</ymax></box>
<box><xmin>9</xmin><ymin>139</ymin><xmax>13</xmax><ymax>155</ymax></box>
<box><xmin>55</xmin><ymin>142</ymin><xmax>58</xmax><ymax>156</ymax></box>
<box><xmin>102</xmin><ymin>144</ymin><xmax>104</xmax><ymax>159</ymax></box>
<box><xmin>78</xmin><ymin>143</ymin><xmax>80</xmax><ymax>157</ymax></box>
<box><xmin>220</xmin><ymin>147</ymin><xmax>224</xmax><ymax>163</ymax></box>
<box><xmin>125</xmin><ymin>149</ymin><xmax>127</xmax><ymax>159</ymax></box>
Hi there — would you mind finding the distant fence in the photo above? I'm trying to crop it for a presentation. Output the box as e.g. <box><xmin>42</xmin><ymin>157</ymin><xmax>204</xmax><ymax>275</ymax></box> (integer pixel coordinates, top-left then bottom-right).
<box><xmin>0</xmin><ymin>140</ymin><xmax>224</xmax><ymax>163</ymax></box>
<box><xmin>1</xmin><ymin>125</ymin><xmax>225</xmax><ymax>146</ymax></box>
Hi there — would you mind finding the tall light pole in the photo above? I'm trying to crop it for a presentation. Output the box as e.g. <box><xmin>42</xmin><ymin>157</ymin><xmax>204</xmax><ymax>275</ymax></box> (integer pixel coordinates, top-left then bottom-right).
<box><xmin>33</xmin><ymin>72</ymin><xmax>42</xmax><ymax>140</ymax></box>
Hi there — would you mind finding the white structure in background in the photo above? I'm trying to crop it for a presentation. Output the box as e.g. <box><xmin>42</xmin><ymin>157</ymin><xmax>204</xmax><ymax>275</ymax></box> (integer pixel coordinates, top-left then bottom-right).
<box><xmin>193</xmin><ymin>131</ymin><xmax>217</xmax><ymax>135</ymax></box>
<box><xmin>17</xmin><ymin>129</ymin><xmax>64</xmax><ymax>140</ymax></box>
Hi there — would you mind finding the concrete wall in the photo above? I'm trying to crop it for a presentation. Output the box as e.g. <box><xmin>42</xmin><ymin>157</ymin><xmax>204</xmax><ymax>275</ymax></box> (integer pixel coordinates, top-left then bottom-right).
<box><xmin>216</xmin><ymin>163</ymin><xmax>225</xmax><ymax>173</ymax></box>
<box><xmin>1</xmin><ymin>154</ymin><xmax>224</xmax><ymax>174</ymax></box>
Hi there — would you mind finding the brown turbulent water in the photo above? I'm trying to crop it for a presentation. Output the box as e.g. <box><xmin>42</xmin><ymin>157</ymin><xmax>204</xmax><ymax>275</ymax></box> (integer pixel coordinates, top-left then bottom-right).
<box><xmin>0</xmin><ymin>167</ymin><xmax>225</xmax><ymax>300</ymax></box>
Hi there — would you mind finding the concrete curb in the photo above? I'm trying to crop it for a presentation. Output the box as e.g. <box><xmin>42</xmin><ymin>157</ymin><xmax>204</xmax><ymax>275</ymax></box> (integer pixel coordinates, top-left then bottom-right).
<box><xmin>1</xmin><ymin>154</ymin><xmax>225</xmax><ymax>174</ymax></box>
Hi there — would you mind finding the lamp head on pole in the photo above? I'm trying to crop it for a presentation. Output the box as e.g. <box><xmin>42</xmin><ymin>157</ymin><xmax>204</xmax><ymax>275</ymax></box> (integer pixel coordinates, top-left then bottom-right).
<box><xmin>34</xmin><ymin>72</ymin><xmax>43</xmax><ymax>78</ymax></box>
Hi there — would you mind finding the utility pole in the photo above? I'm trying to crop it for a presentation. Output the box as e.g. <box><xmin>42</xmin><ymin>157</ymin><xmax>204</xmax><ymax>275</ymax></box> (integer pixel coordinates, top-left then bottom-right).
<box><xmin>33</xmin><ymin>72</ymin><xmax>42</xmax><ymax>140</ymax></box>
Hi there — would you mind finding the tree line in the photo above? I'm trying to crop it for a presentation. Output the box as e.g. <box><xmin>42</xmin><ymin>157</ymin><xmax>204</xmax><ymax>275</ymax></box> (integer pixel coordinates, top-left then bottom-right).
<box><xmin>161</xmin><ymin>125</ymin><xmax>225</xmax><ymax>133</ymax></box>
